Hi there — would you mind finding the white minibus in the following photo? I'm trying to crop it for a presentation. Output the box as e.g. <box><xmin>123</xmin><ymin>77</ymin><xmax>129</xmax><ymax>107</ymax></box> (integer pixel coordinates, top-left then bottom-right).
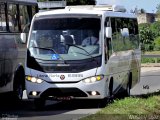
<box><xmin>25</xmin><ymin>5</ymin><xmax>141</xmax><ymax>109</ymax></box>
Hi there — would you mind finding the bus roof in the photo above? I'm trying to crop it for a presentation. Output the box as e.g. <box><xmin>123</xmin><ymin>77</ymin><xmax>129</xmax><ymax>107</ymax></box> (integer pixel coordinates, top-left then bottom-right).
<box><xmin>36</xmin><ymin>5</ymin><xmax>136</xmax><ymax>19</ymax></box>
<box><xmin>0</xmin><ymin>0</ymin><xmax>37</xmax><ymax>4</ymax></box>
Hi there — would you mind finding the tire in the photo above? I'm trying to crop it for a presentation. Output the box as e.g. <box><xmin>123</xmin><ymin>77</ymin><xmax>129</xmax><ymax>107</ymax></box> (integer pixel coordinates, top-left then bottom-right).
<box><xmin>108</xmin><ymin>78</ymin><xmax>113</xmax><ymax>101</ymax></box>
<box><xmin>98</xmin><ymin>78</ymin><xmax>114</xmax><ymax>108</ymax></box>
<box><xmin>13</xmin><ymin>82</ymin><xmax>23</xmax><ymax>101</ymax></box>
<box><xmin>34</xmin><ymin>98</ymin><xmax>45</xmax><ymax>110</ymax></box>
<box><xmin>13</xmin><ymin>70</ymin><xmax>25</xmax><ymax>102</ymax></box>
<box><xmin>126</xmin><ymin>73</ymin><xmax>132</xmax><ymax>97</ymax></box>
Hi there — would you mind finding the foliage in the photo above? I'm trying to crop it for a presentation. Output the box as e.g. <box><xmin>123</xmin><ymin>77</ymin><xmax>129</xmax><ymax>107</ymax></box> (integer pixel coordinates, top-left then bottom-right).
<box><xmin>141</xmin><ymin>58</ymin><xmax>160</xmax><ymax>63</ymax></box>
<box><xmin>138</xmin><ymin>23</ymin><xmax>151</xmax><ymax>30</ymax></box>
<box><xmin>82</xmin><ymin>95</ymin><xmax>160</xmax><ymax>120</ymax></box>
<box><xmin>150</xmin><ymin>21</ymin><xmax>160</xmax><ymax>38</ymax></box>
<box><xmin>139</xmin><ymin>8</ymin><xmax>146</xmax><ymax>13</ymax></box>
<box><xmin>66</xmin><ymin>0</ymin><xmax>96</xmax><ymax>5</ymax></box>
<box><xmin>154</xmin><ymin>37</ymin><xmax>160</xmax><ymax>50</ymax></box>
<box><xmin>156</xmin><ymin>3</ymin><xmax>160</xmax><ymax>13</ymax></box>
<box><xmin>37</xmin><ymin>0</ymin><xmax>96</xmax><ymax>5</ymax></box>
<box><xmin>139</xmin><ymin>21</ymin><xmax>160</xmax><ymax>52</ymax></box>
<box><xmin>139</xmin><ymin>24</ymin><xmax>154</xmax><ymax>51</ymax></box>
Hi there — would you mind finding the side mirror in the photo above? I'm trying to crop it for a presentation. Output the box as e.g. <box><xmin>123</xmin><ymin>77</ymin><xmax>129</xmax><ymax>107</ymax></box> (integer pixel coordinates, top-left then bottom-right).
<box><xmin>20</xmin><ymin>33</ymin><xmax>27</xmax><ymax>44</ymax></box>
<box><xmin>105</xmin><ymin>27</ymin><xmax>112</xmax><ymax>38</ymax></box>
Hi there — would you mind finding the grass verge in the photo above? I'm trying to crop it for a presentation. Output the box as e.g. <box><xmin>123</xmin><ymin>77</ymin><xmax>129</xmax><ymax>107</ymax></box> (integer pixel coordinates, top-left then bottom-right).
<box><xmin>81</xmin><ymin>94</ymin><xmax>160</xmax><ymax>120</ymax></box>
<box><xmin>144</xmin><ymin>51</ymin><xmax>160</xmax><ymax>55</ymax></box>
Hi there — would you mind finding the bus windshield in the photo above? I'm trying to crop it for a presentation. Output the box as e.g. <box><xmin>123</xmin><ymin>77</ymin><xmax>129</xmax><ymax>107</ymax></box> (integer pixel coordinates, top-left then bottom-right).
<box><xmin>29</xmin><ymin>16</ymin><xmax>101</xmax><ymax>61</ymax></box>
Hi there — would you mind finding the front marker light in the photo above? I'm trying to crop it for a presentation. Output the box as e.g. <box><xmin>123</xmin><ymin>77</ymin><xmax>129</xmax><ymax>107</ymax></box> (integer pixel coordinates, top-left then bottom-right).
<box><xmin>83</xmin><ymin>75</ymin><xmax>104</xmax><ymax>83</ymax></box>
<box><xmin>96</xmin><ymin>75</ymin><xmax>104</xmax><ymax>81</ymax></box>
<box><xmin>26</xmin><ymin>76</ymin><xmax>44</xmax><ymax>84</ymax></box>
<box><xmin>96</xmin><ymin>76</ymin><xmax>101</xmax><ymax>81</ymax></box>
<box><xmin>26</xmin><ymin>76</ymin><xmax>31</xmax><ymax>81</ymax></box>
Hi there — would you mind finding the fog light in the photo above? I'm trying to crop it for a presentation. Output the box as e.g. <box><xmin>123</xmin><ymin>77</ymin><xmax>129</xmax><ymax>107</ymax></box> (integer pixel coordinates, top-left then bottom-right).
<box><xmin>91</xmin><ymin>91</ymin><xmax>97</xmax><ymax>96</ymax></box>
<box><xmin>32</xmin><ymin>91</ymin><xmax>37</xmax><ymax>96</ymax></box>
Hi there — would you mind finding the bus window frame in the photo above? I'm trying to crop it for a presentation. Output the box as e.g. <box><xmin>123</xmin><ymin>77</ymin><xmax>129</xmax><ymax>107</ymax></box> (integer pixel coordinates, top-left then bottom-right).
<box><xmin>2</xmin><ymin>1</ymin><xmax>38</xmax><ymax>33</ymax></box>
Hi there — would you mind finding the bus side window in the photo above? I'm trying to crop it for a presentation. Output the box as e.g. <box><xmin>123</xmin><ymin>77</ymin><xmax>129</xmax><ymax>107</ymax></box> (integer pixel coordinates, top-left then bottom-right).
<box><xmin>32</xmin><ymin>6</ymin><xmax>37</xmax><ymax>17</ymax></box>
<box><xmin>0</xmin><ymin>3</ymin><xmax>7</xmax><ymax>32</ymax></box>
<box><xmin>104</xmin><ymin>17</ymin><xmax>112</xmax><ymax>63</ymax></box>
<box><xmin>7</xmin><ymin>4</ymin><xmax>19</xmax><ymax>32</ymax></box>
<box><xmin>19</xmin><ymin>5</ymin><xmax>30</xmax><ymax>32</ymax></box>
<box><xmin>128</xmin><ymin>19</ymin><xmax>139</xmax><ymax>49</ymax></box>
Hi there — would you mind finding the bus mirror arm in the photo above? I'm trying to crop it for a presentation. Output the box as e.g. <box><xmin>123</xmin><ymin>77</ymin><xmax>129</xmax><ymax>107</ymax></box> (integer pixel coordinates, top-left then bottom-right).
<box><xmin>105</xmin><ymin>27</ymin><xmax>112</xmax><ymax>38</ymax></box>
<box><xmin>20</xmin><ymin>33</ymin><xmax>27</xmax><ymax>44</ymax></box>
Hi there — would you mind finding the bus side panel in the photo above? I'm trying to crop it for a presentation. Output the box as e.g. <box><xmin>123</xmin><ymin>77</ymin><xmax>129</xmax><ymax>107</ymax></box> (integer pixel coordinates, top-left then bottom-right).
<box><xmin>0</xmin><ymin>34</ymin><xmax>26</xmax><ymax>93</ymax></box>
<box><xmin>130</xmin><ymin>49</ymin><xmax>141</xmax><ymax>88</ymax></box>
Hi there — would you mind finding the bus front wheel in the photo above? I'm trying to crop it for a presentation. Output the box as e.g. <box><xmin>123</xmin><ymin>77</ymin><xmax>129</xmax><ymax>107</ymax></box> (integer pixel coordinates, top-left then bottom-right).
<box><xmin>126</xmin><ymin>73</ymin><xmax>132</xmax><ymax>97</ymax></box>
<box><xmin>13</xmin><ymin>70</ymin><xmax>25</xmax><ymax>101</ymax></box>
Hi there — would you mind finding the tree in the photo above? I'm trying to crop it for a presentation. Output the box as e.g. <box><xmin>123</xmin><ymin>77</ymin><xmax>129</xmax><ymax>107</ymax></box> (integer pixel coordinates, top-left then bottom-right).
<box><xmin>38</xmin><ymin>0</ymin><xmax>46</xmax><ymax>2</ymax></box>
<box><xmin>156</xmin><ymin>4</ymin><xmax>160</xmax><ymax>21</ymax></box>
<box><xmin>139</xmin><ymin>23</ymin><xmax>154</xmax><ymax>51</ymax></box>
<box><xmin>154</xmin><ymin>37</ymin><xmax>160</xmax><ymax>50</ymax></box>
<box><xmin>156</xmin><ymin>3</ymin><xmax>160</xmax><ymax>13</ymax></box>
<box><xmin>139</xmin><ymin>9</ymin><xmax>146</xmax><ymax>13</ymax></box>
<box><xmin>38</xmin><ymin>0</ymin><xmax>96</xmax><ymax>5</ymax></box>
<box><xmin>66</xmin><ymin>0</ymin><xmax>96</xmax><ymax>5</ymax></box>
<box><xmin>150</xmin><ymin>21</ymin><xmax>160</xmax><ymax>38</ymax></box>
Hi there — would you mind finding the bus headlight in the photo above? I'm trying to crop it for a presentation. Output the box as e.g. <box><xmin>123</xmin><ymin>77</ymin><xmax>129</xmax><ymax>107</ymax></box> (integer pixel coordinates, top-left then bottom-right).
<box><xmin>83</xmin><ymin>75</ymin><xmax>104</xmax><ymax>83</ymax></box>
<box><xmin>26</xmin><ymin>76</ymin><xmax>43</xmax><ymax>84</ymax></box>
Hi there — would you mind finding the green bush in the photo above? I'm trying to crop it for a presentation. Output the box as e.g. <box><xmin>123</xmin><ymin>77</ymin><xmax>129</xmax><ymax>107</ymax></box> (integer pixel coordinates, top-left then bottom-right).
<box><xmin>154</xmin><ymin>37</ymin><xmax>160</xmax><ymax>51</ymax></box>
<box><xmin>141</xmin><ymin>58</ymin><xmax>155</xmax><ymax>63</ymax></box>
<box><xmin>141</xmin><ymin>57</ymin><xmax>160</xmax><ymax>63</ymax></box>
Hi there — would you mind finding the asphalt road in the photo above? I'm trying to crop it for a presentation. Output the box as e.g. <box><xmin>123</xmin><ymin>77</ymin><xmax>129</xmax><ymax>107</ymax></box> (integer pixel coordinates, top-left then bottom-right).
<box><xmin>142</xmin><ymin>54</ymin><xmax>160</xmax><ymax>58</ymax></box>
<box><xmin>131</xmin><ymin>67</ymin><xmax>160</xmax><ymax>95</ymax></box>
<box><xmin>0</xmin><ymin>67</ymin><xmax>160</xmax><ymax>120</ymax></box>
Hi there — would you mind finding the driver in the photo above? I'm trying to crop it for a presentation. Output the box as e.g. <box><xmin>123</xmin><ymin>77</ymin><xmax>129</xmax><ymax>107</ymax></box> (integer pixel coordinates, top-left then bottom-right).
<box><xmin>81</xmin><ymin>31</ymin><xmax>98</xmax><ymax>46</ymax></box>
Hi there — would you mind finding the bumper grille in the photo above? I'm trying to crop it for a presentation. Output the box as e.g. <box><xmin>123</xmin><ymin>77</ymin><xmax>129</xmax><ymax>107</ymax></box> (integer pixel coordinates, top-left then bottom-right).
<box><xmin>41</xmin><ymin>88</ymin><xmax>88</xmax><ymax>98</ymax></box>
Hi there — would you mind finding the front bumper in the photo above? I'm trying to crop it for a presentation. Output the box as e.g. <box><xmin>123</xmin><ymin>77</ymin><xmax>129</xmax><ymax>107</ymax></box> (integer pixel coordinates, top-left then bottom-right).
<box><xmin>26</xmin><ymin>78</ymin><xmax>108</xmax><ymax>100</ymax></box>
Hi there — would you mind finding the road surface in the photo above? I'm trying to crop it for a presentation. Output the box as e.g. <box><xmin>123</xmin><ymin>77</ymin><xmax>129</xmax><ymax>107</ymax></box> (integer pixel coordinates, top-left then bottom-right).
<box><xmin>0</xmin><ymin>67</ymin><xmax>160</xmax><ymax>120</ymax></box>
<box><xmin>131</xmin><ymin>67</ymin><xmax>160</xmax><ymax>95</ymax></box>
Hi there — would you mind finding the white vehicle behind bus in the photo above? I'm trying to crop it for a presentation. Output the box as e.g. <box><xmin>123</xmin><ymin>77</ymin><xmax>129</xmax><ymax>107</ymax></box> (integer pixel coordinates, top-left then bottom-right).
<box><xmin>25</xmin><ymin>5</ymin><xmax>141</xmax><ymax>109</ymax></box>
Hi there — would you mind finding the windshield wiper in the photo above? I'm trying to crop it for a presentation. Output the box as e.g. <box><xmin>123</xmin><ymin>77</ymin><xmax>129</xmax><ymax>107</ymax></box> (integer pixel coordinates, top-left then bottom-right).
<box><xmin>66</xmin><ymin>43</ymin><xmax>99</xmax><ymax>76</ymax></box>
<box><xmin>30</xmin><ymin>46</ymin><xmax>66</xmax><ymax>64</ymax></box>
<box><xmin>66</xmin><ymin>43</ymin><xmax>99</xmax><ymax>64</ymax></box>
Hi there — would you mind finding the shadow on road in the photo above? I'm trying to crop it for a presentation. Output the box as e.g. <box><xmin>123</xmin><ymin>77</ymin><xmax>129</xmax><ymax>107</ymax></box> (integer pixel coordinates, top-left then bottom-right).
<box><xmin>0</xmin><ymin>93</ymin><xmax>102</xmax><ymax>118</ymax></box>
<box><xmin>0</xmin><ymin>88</ymin><xmax>133</xmax><ymax>119</ymax></box>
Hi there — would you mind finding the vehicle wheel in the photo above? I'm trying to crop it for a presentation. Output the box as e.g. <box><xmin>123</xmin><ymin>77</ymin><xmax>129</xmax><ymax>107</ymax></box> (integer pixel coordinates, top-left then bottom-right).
<box><xmin>126</xmin><ymin>83</ymin><xmax>131</xmax><ymax>97</ymax></box>
<box><xmin>13</xmin><ymin>82</ymin><xmax>23</xmax><ymax>101</ymax></box>
<box><xmin>13</xmin><ymin>70</ymin><xmax>24</xmax><ymax>102</ymax></box>
<box><xmin>34</xmin><ymin>98</ymin><xmax>45</xmax><ymax>110</ymax></box>
<box><xmin>108</xmin><ymin>78</ymin><xmax>114</xmax><ymax>103</ymax></box>
<box><xmin>98</xmin><ymin>78</ymin><xmax>114</xmax><ymax>108</ymax></box>
<box><xmin>126</xmin><ymin>73</ymin><xmax>132</xmax><ymax>97</ymax></box>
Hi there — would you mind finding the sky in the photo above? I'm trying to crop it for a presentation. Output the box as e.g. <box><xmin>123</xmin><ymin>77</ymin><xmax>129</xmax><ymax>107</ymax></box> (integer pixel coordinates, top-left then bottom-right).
<box><xmin>96</xmin><ymin>0</ymin><xmax>160</xmax><ymax>13</ymax></box>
